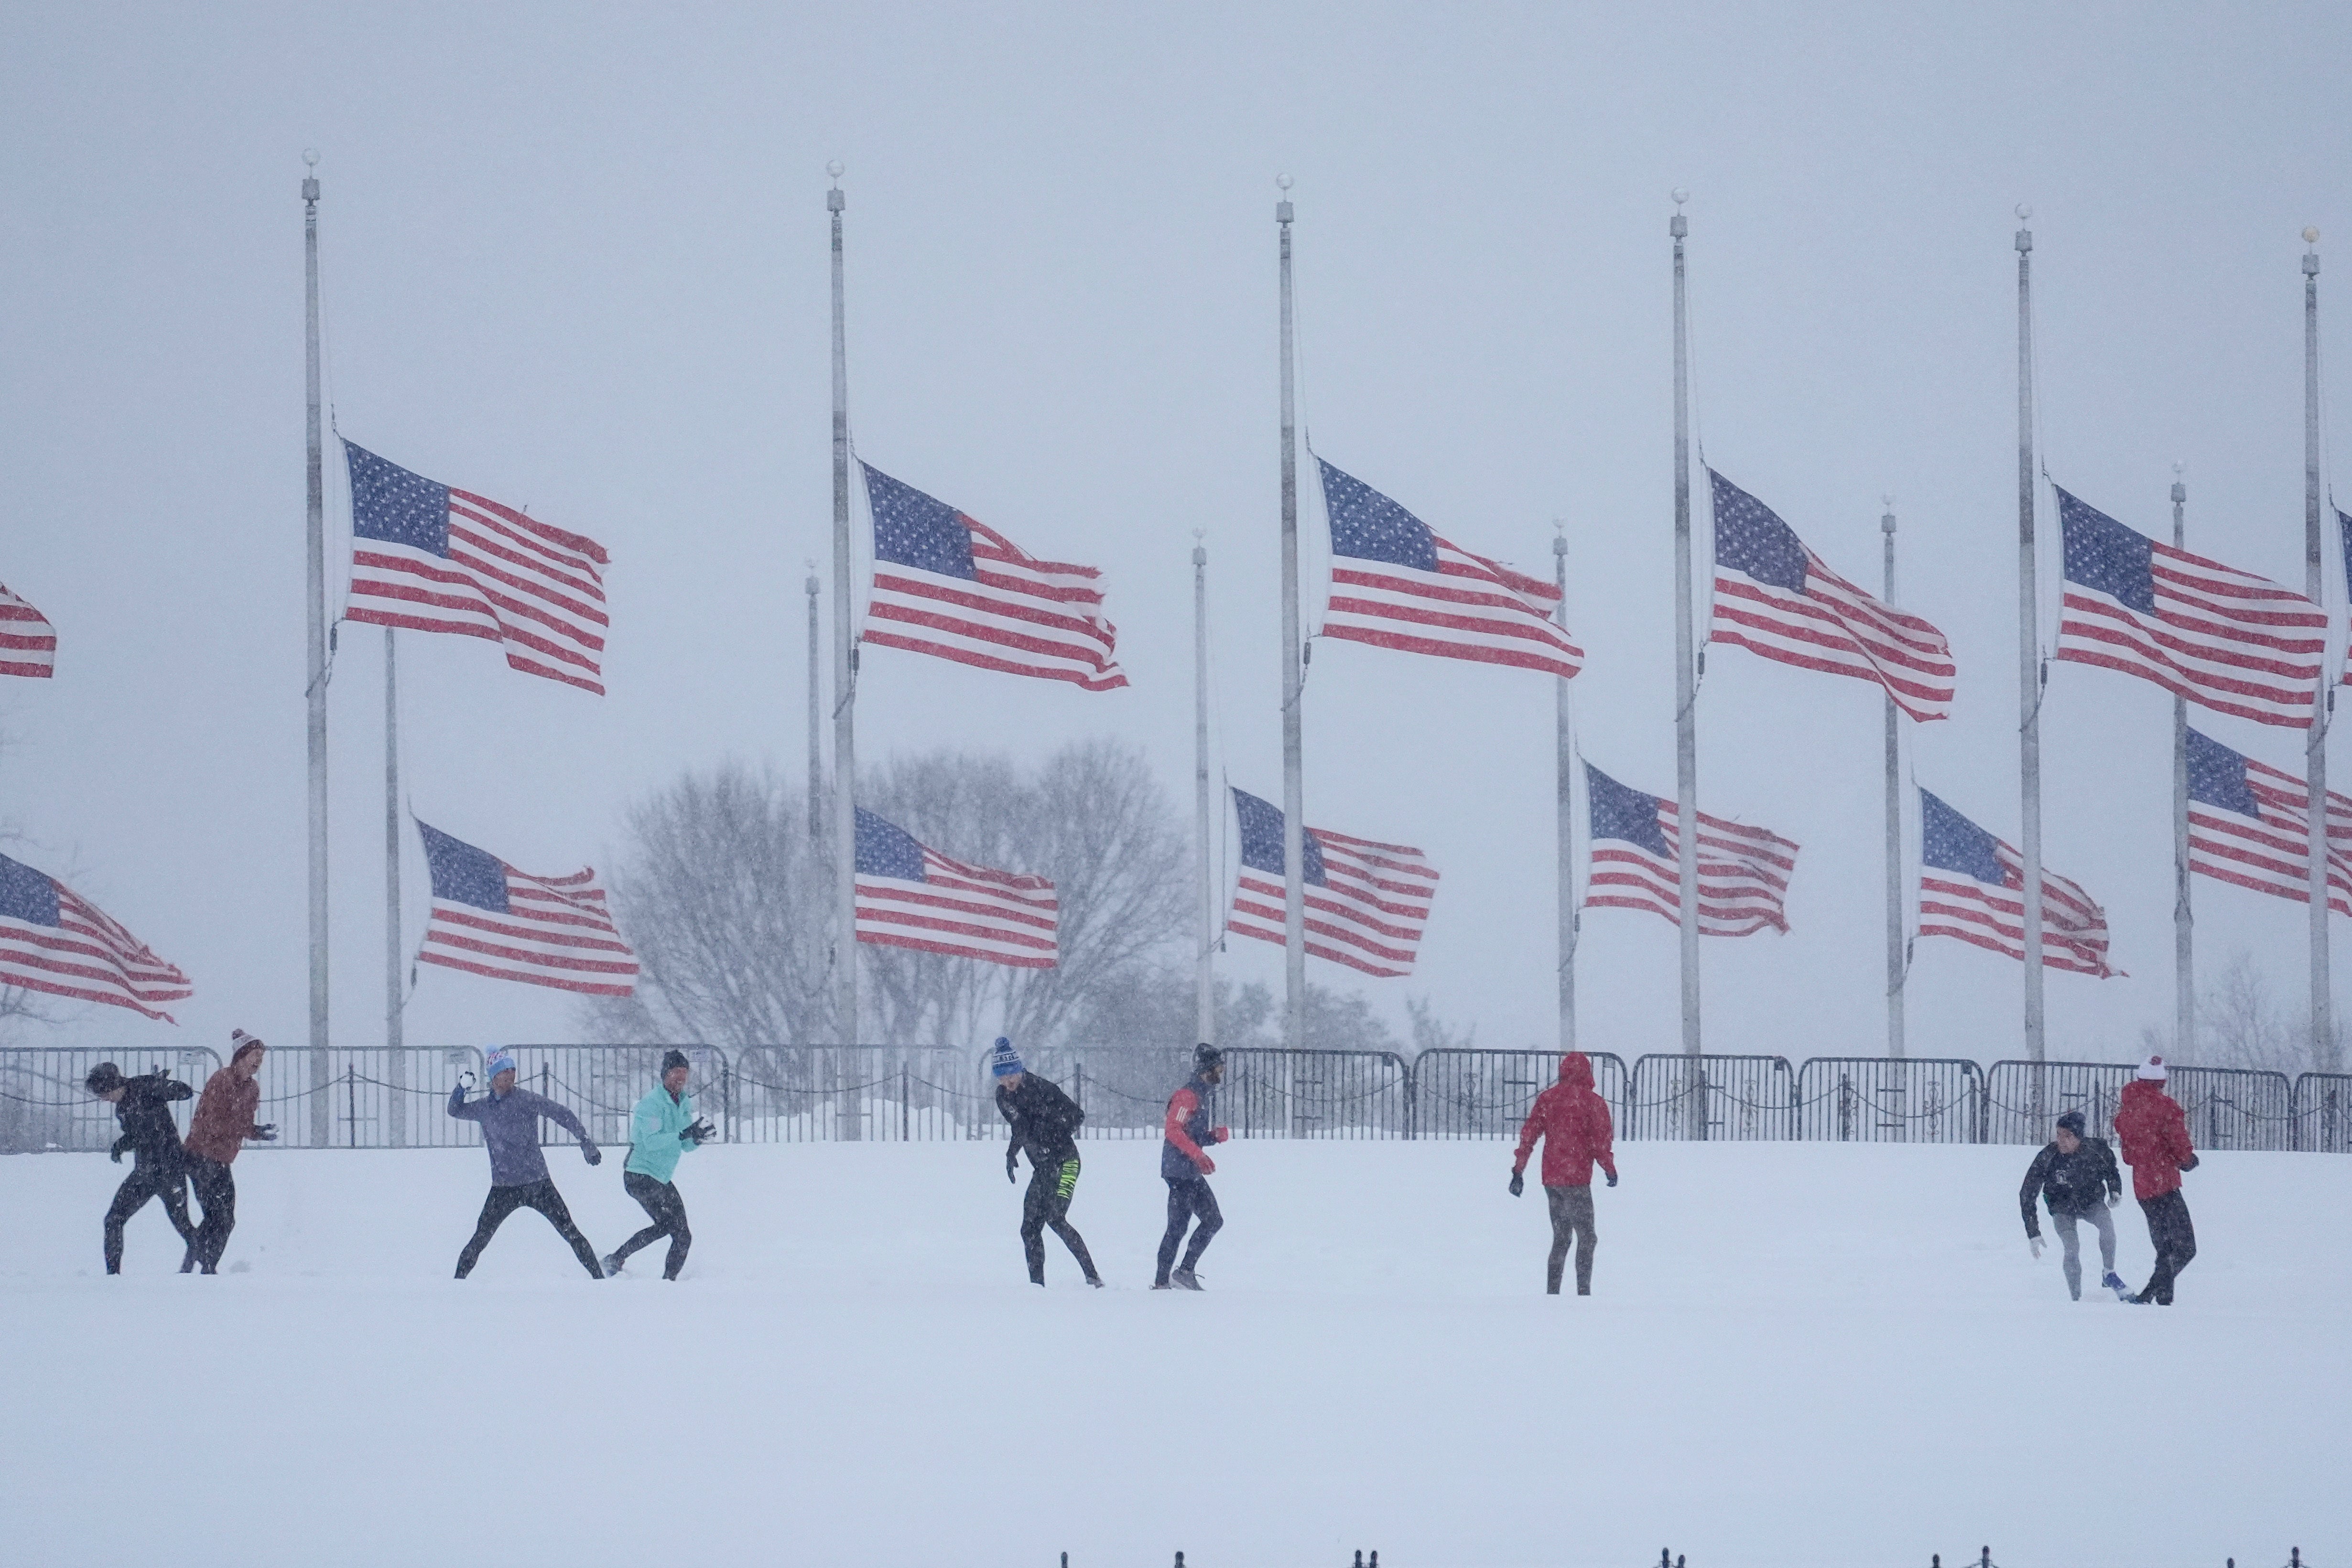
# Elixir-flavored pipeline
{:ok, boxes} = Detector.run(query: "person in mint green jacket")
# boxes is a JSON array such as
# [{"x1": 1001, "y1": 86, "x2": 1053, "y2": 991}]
[{"x1": 602, "y1": 1050, "x2": 716, "y2": 1280}]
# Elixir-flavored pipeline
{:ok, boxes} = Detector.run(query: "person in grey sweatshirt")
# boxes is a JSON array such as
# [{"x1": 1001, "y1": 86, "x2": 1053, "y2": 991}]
[{"x1": 446, "y1": 1048, "x2": 605, "y2": 1280}]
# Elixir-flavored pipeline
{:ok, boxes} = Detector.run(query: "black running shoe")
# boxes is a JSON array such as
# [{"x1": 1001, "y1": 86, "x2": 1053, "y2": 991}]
[{"x1": 1170, "y1": 1268, "x2": 1204, "y2": 1291}]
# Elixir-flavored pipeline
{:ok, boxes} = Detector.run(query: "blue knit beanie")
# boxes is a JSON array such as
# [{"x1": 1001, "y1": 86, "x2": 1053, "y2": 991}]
[
  {"x1": 485, "y1": 1048, "x2": 517, "y2": 1083},
  {"x1": 987, "y1": 1038, "x2": 1023, "y2": 1078}
]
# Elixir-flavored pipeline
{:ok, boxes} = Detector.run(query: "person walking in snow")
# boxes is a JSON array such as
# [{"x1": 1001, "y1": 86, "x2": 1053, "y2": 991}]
[
  {"x1": 1154, "y1": 1043, "x2": 1230, "y2": 1291},
  {"x1": 181, "y1": 1029, "x2": 278, "y2": 1274},
  {"x1": 602, "y1": 1049, "x2": 715, "y2": 1281},
  {"x1": 2114, "y1": 1054, "x2": 2199, "y2": 1306},
  {"x1": 86, "y1": 1061, "x2": 201, "y2": 1274},
  {"x1": 2017, "y1": 1107, "x2": 2124, "y2": 1301},
  {"x1": 1508, "y1": 1051, "x2": 1619, "y2": 1296},
  {"x1": 446, "y1": 1048, "x2": 606, "y2": 1280},
  {"x1": 989, "y1": 1038, "x2": 1102, "y2": 1288}
]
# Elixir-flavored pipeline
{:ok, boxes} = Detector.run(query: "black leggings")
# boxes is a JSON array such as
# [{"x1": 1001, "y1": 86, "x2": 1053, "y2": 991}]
[
  {"x1": 1019, "y1": 1156, "x2": 1097, "y2": 1284},
  {"x1": 455, "y1": 1180, "x2": 603, "y2": 1279},
  {"x1": 612, "y1": 1171, "x2": 692, "y2": 1279},
  {"x1": 186, "y1": 1154, "x2": 238, "y2": 1273},
  {"x1": 1155, "y1": 1176, "x2": 1222, "y2": 1284},
  {"x1": 104, "y1": 1161, "x2": 195, "y2": 1274},
  {"x1": 2137, "y1": 1190, "x2": 2198, "y2": 1305}
]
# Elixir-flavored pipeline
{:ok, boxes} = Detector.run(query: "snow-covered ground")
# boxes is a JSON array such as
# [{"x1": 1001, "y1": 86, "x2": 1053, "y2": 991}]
[{"x1": 1, "y1": 1137, "x2": 2341, "y2": 1567}]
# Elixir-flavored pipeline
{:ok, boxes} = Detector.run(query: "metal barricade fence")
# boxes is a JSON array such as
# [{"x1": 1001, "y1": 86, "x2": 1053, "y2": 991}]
[
  {"x1": 1030, "y1": 1046, "x2": 1197, "y2": 1139},
  {"x1": 501, "y1": 1045, "x2": 732, "y2": 1149},
  {"x1": 1794, "y1": 1058, "x2": 1983, "y2": 1144},
  {"x1": 1627, "y1": 1054, "x2": 1795, "y2": 1140},
  {"x1": 725, "y1": 1044, "x2": 975, "y2": 1142},
  {"x1": 2295, "y1": 1072, "x2": 2352, "y2": 1153},
  {"x1": 0, "y1": 1045, "x2": 220, "y2": 1154},
  {"x1": 1222, "y1": 1048, "x2": 1412, "y2": 1139},
  {"x1": 1408, "y1": 1049, "x2": 1631, "y2": 1139},
  {"x1": 1981, "y1": 1060, "x2": 2131, "y2": 1145},
  {"x1": 2167, "y1": 1066, "x2": 2295, "y2": 1152},
  {"x1": 248, "y1": 1047, "x2": 486, "y2": 1149}
]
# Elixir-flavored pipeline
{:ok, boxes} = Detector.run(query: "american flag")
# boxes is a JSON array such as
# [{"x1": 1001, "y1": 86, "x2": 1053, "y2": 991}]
[
  {"x1": 1708, "y1": 472, "x2": 1955, "y2": 721},
  {"x1": 1581, "y1": 762, "x2": 1798, "y2": 936},
  {"x1": 2055, "y1": 486, "x2": 2323, "y2": 729},
  {"x1": 1315, "y1": 458, "x2": 1581, "y2": 678},
  {"x1": 0, "y1": 582, "x2": 55, "y2": 679},
  {"x1": 342, "y1": 441, "x2": 612, "y2": 695},
  {"x1": 2186, "y1": 727, "x2": 2352, "y2": 913},
  {"x1": 415, "y1": 820, "x2": 638, "y2": 995},
  {"x1": 1917, "y1": 789, "x2": 2114, "y2": 977},
  {"x1": 1225, "y1": 788, "x2": 1439, "y2": 978},
  {"x1": 0, "y1": 853, "x2": 191, "y2": 1020},
  {"x1": 860, "y1": 464, "x2": 1126, "y2": 691},
  {"x1": 854, "y1": 808, "x2": 1058, "y2": 968}
]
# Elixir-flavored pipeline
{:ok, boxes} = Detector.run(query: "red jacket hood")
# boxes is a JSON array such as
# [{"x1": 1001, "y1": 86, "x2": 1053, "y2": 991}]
[{"x1": 1558, "y1": 1052, "x2": 1594, "y2": 1090}]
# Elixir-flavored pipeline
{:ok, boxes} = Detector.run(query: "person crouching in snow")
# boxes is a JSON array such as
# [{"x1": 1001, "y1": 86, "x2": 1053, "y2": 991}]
[
  {"x1": 181, "y1": 1029, "x2": 277, "y2": 1274},
  {"x1": 989, "y1": 1037, "x2": 1102, "y2": 1289},
  {"x1": 446, "y1": 1048, "x2": 605, "y2": 1280},
  {"x1": 1508, "y1": 1051, "x2": 1619, "y2": 1296},
  {"x1": 603, "y1": 1049, "x2": 715, "y2": 1281},
  {"x1": 2114, "y1": 1054, "x2": 2199, "y2": 1306},
  {"x1": 1154, "y1": 1044, "x2": 1230, "y2": 1290},
  {"x1": 2018, "y1": 1108, "x2": 2124, "y2": 1301},
  {"x1": 86, "y1": 1061, "x2": 200, "y2": 1275}
]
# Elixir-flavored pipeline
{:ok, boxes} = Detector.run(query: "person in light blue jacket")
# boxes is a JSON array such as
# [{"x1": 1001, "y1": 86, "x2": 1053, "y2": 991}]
[{"x1": 602, "y1": 1049, "x2": 715, "y2": 1280}]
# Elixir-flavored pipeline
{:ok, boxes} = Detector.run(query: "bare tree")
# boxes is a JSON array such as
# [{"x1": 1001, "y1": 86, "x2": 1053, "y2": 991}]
[{"x1": 2168, "y1": 948, "x2": 2337, "y2": 1076}]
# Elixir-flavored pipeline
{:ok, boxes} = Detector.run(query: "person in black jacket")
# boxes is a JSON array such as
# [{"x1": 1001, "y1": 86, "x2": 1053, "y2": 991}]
[
  {"x1": 989, "y1": 1038, "x2": 1102, "y2": 1288},
  {"x1": 86, "y1": 1062, "x2": 200, "y2": 1275},
  {"x1": 2019, "y1": 1108, "x2": 2126, "y2": 1301}
]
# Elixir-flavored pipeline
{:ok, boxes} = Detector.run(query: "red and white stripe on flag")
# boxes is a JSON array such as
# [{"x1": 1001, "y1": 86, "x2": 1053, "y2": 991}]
[
  {"x1": 1323, "y1": 538, "x2": 1582, "y2": 678},
  {"x1": 856, "y1": 846, "x2": 1059, "y2": 969},
  {"x1": 0, "y1": 582, "x2": 57, "y2": 679},
  {"x1": 1227, "y1": 829, "x2": 1441, "y2": 979},
  {"x1": 419, "y1": 864, "x2": 639, "y2": 996},
  {"x1": 1584, "y1": 804, "x2": 1799, "y2": 937},
  {"x1": 0, "y1": 854, "x2": 192, "y2": 1020},
  {"x1": 2189, "y1": 752, "x2": 2352, "y2": 915},
  {"x1": 1919, "y1": 841, "x2": 2114, "y2": 977}
]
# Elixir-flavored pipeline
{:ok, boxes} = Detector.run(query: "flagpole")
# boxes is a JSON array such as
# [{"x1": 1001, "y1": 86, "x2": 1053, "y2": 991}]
[
  {"x1": 302, "y1": 150, "x2": 332, "y2": 1146},
  {"x1": 2015, "y1": 205, "x2": 2047, "y2": 1070},
  {"x1": 806, "y1": 560, "x2": 823, "y2": 851},
  {"x1": 828, "y1": 163, "x2": 862, "y2": 1132},
  {"x1": 1194, "y1": 534, "x2": 1216, "y2": 1047},
  {"x1": 1882, "y1": 499, "x2": 1905, "y2": 1059},
  {"x1": 384, "y1": 628, "x2": 405, "y2": 1146},
  {"x1": 2305, "y1": 226, "x2": 2332, "y2": 1071},
  {"x1": 1277, "y1": 175, "x2": 1307, "y2": 1053},
  {"x1": 1554, "y1": 526, "x2": 1577, "y2": 1055},
  {"x1": 2171, "y1": 465, "x2": 2194, "y2": 1061},
  {"x1": 1670, "y1": 190, "x2": 1702, "y2": 1133}
]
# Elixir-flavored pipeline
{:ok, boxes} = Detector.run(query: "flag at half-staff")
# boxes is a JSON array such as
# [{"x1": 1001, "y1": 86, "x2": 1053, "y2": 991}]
[
  {"x1": 1917, "y1": 790, "x2": 2114, "y2": 976},
  {"x1": 859, "y1": 463, "x2": 1126, "y2": 691},
  {"x1": 1314, "y1": 458, "x2": 1581, "y2": 677},
  {"x1": 1580, "y1": 762, "x2": 1798, "y2": 935},
  {"x1": 415, "y1": 821, "x2": 638, "y2": 995},
  {"x1": 1225, "y1": 788, "x2": 1439, "y2": 977},
  {"x1": 2337, "y1": 505, "x2": 2352, "y2": 687},
  {"x1": 2186, "y1": 728, "x2": 2352, "y2": 913},
  {"x1": 341, "y1": 441, "x2": 613, "y2": 694},
  {"x1": 0, "y1": 852, "x2": 191, "y2": 1019},
  {"x1": 2054, "y1": 486, "x2": 2324, "y2": 728},
  {"x1": 853, "y1": 808, "x2": 1058, "y2": 968},
  {"x1": 1707, "y1": 472, "x2": 1954, "y2": 721},
  {"x1": 0, "y1": 582, "x2": 56, "y2": 679}
]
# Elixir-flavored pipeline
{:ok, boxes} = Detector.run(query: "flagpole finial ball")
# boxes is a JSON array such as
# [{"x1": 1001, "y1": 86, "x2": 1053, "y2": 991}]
[
  {"x1": 2305, "y1": 227, "x2": 2320, "y2": 246},
  {"x1": 302, "y1": 148, "x2": 319, "y2": 168},
  {"x1": 2173, "y1": 461, "x2": 2185, "y2": 477},
  {"x1": 827, "y1": 160, "x2": 844, "y2": 182},
  {"x1": 1276, "y1": 173, "x2": 1293, "y2": 191},
  {"x1": 2015, "y1": 204, "x2": 2031, "y2": 222},
  {"x1": 1670, "y1": 187, "x2": 1688, "y2": 206}
]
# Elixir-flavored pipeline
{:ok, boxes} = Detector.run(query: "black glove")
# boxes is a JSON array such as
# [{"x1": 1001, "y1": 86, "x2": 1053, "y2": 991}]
[
  {"x1": 2179, "y1": 1154, "x2": 2199, "y2": 1172},
  {"x1": 1606, "y1": 1171, "x2": 1619, "y2": 1188},
  {"x1": 584, "y1": 1146, "x2": 603, "y2": 1166},
  {"x1": 251, "y1": 1125, "x2": 278, "y2": 1142},
  {"x1": 109, "y1": 1145, "x2": 124, "y2": 1165},
  {"x1": 1007, "y1": 1148, "x2": 1020, "y2": 1183},
  {"x1": 1507, "y1": 1170, "x2": 1524, "y2": 1198}
]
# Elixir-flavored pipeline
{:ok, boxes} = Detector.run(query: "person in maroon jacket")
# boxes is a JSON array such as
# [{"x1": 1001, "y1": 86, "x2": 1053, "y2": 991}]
[
  {"x1": 2113, "y1": 1054, "x2": 2199, "y2": 1306},
  {"x1": 1509, "y1": 1051, "x2": 1619, "y2": 1295},
  {"x1": 181, "y1": 1029, "x2": 276, "y2": 1274}
]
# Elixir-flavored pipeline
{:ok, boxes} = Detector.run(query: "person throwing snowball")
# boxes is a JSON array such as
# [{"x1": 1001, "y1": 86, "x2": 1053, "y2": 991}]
[
  {"x1": 447, "y1": 1048, "x2": 605, "y2": 1280},
  {"x1": 1509, "y1": 1051, "x2": 1618, "y2": 1296}
]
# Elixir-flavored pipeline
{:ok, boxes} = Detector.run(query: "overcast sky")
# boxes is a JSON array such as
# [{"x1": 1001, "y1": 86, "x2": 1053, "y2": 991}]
[{"x1": 5, "y1": 1, "x2": 2351, "y2": 1068}]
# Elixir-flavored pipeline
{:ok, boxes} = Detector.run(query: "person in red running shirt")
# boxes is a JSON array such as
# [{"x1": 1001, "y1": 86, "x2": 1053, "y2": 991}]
[
  {"x1": 1509, "y1": 1051, "x2": 1619, "y2": 1295},
  {"x1": 1153, "y1": 1044, "x2": 1230, "y2": 1290},
  {"x1": 2113, "y1": 1054, "x2": 2199, "y2": 1306}
]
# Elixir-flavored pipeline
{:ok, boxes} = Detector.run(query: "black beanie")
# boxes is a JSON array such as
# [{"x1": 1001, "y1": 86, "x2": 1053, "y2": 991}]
[
  {"x1": 1193, "y1": 1043, "x2": 1224, "y2": 1072},
  {"x1": 661, "y1": 1049, "x2": 690, "y2": 1074},
  {"x1": 2056, "y1": 1108, "x2": 2088, "y2": 1135},
  {"x1": 85, "y1": 1062, "x2": 125, "y2": 1096}
]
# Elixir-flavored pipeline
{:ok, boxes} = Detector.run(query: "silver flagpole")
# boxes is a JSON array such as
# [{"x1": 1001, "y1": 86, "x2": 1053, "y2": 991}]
[
  {"x1": 1670, "y1": 191, "x2": 1702, "y2": 1135},
  {"x1": 828, "y1": 162, "x2": 862, "y2": 1136},
  {"x1": 384, "y1": 628, "x2": 405, "y2": 1145},
  {"x1": 806, "y1": 560, "x2": 823, "y2": 851},
  {"x1": 2305, "y1": 226, "x2": 2333, "y2": 1071},
  {"x1": 303, "y1": 151, "x2": 331, "y2": 1145},
  {"x1": 1194, "y1": 534, "x2": 1215, "y2": 1047},
  {"x1": 1554, "y1": 527, "x2": 1577, "y2": 1055},
  {"x1": 2015, "y1": 205, "x2": 2047, "y2": 1071},
  {"x1": 1277, "y1": 176, "x2": 1306, "y2": 1053},
  {"x1": 1882, "y1": 498, "x2": 1905, "y2": 1059},
  {"x1": 2172, "y1": 465, "x2": 2194, "y2": 1061}
]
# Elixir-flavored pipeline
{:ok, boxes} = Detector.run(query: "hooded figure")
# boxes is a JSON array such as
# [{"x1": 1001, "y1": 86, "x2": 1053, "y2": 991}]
[
  {"x1": 1509, "y1": 1052, "x2": 1619, "y2": 1296},
  {"x1": 2113, "y1": 1056, "x2": 2199, "y2": 1305}
]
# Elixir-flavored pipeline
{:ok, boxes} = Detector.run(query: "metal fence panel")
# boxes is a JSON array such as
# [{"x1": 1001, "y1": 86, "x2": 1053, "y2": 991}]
[
  {"x1": 1981, "y1": 1060, "x2": 2130, "y2": 1145},
  {"x1": 248, "y1": 1047, "x2": 486, "y2": 1149},
  {"x1": 722, "y1": 1045, "x2": 975, "y2": 1142},
  {"x1": 1221, "y1": 1048, "x2": 1411, "y2": 1139},
  {"x1": 501, "y1": 1045, "x2": 733, "y2": 1149},
  {"x1": 1794, "y1": 1058, "x2": 1983, "y2": 1144},
  {"x1": 0, "y1": 1046, "x2": 221, "y2": 1154},
  {"x1": 1029, "y1": 1046, "x2": 1198, "y2": 1139},
  {"x1": 1408, "y1": 1049, "x2": 1631, "y2": 1139},
  {"x1": 2167, "y1": 1066, "x2": 2295, "y2": 1152},
  {"x1": 1627, "y1": 1055, "x2": 1795, "y2": 1141},
  {"x1": 2295, "y1": 1073, "x2": 2352, "y2": 1153}
]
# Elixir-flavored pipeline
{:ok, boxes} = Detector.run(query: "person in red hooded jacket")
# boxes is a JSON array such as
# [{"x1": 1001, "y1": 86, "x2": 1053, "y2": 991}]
[
  {"x1": 1509, "y1": 1052, "x2": 1619, "y2": 1295},
  {"x1": 2112, "y1": 1054, "x2": 2199, "y2": 1306}
]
